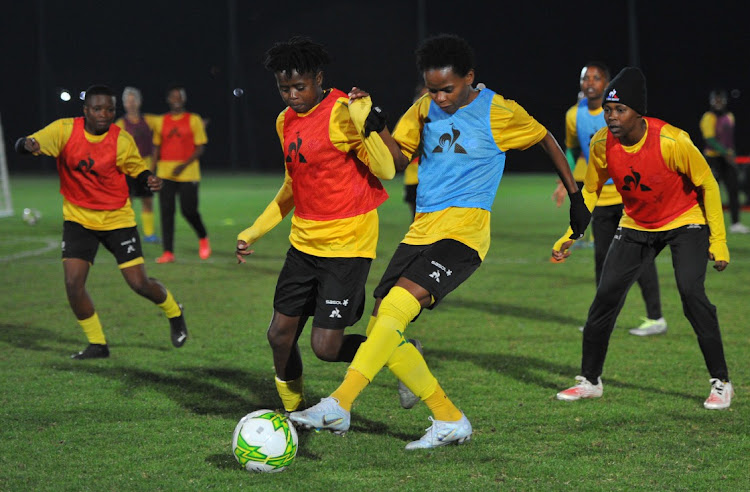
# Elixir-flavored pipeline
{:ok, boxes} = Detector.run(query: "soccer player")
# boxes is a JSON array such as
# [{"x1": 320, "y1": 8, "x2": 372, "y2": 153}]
[
  {"x1": 235, "y1": 37, "x2": 397, "y2": 414},
  {"x1": 14, "y1": 85, "x2": 188, "y2": 359},
  {"x1": 699, "y1": 89, "x2": 749, "y2": 234},
  {"x1": 115, "y1": 86, "x2": 159, "y2": 243},
  {"x1": 152, "y1": 85, "x2": 211, "y2": 263},
  {"x1": 553, "y1": 63, "x2": 667, "y2": 337},
  {"x1": 290, "y1": 34, "x2": 589, "y2": 449},
  {"x1": 553, "y1": 67, "x2": 734, "y2": 410}
]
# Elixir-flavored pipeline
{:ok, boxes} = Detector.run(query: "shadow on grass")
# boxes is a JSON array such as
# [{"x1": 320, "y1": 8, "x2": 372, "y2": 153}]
[
  {"x1": 425, "y1": 347, "x2": 697, "y2": 401},
  {"x1": 446, "y1": 298, "x2": 583, "y2": 326},
  {"x1": 0, "y1": 323, "x2": 81, "y2": 353}
]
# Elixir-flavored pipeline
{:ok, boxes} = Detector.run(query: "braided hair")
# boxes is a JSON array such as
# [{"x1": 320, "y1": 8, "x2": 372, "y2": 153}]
[{"x1": 263, "y1": 36, "x2": 331, "y2": 76}]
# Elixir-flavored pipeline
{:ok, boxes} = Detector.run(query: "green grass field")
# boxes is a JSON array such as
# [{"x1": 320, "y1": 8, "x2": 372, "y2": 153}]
[{"x1": 1, "y1": 173, "x2": 748, "y2": 491}]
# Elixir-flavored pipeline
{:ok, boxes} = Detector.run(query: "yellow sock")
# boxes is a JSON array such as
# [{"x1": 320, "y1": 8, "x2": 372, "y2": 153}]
[
  {"x1": 387, "y1": 341, "x2": 437, "y2": 400},
  {"x1": 349, "y1": 286, "x2": 421, "y2": 381},
  {"x1": 330, "y1": 369, "x2": 369, "y2": 411},
  {"x1": 157, "y1": 290, "x2": 182, "y2": 318},
  {"x1": 78, "y1": 312, "x2": 106, "y2": 345},
  {"x1": 275, "y1": 376, "x2": 304, "y2": 412},
  {"x1": 365, "y1": 315, "x2": 377, "y2": 336},
  {"x1": 142, "y1": 211, "x2": 155, "y2": 237},
  {"x1": 424, "y1": 383, "x2": 463, "y2": 421}
]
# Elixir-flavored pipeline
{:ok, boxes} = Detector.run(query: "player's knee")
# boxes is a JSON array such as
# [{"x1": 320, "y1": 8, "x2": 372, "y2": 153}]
[{"x1": 311, "y1": 340, "x2": 340, "y2": 362}]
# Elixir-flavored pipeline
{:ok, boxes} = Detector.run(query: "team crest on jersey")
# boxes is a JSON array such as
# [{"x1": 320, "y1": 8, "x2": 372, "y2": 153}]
[
  {"x1": 433, "y1": 124, "x2": 467, "y2": 154},
  {"x1": 621, "y1": 167, "x2": 651, "y2": 192},
  {"x1": 75, "y1": 156, "x2": 98, "y2": 176},
  {"x1": 286, "y1": 132, "x2": 306, "y2": 164},
  {"x1": 605, "y1": 88, "x2": 619, "y2": 102}
]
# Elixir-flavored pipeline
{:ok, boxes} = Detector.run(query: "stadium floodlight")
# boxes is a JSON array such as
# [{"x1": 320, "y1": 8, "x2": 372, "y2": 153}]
[{"x1": 59, "y1": 89, "x2": 71, "y2": 102}]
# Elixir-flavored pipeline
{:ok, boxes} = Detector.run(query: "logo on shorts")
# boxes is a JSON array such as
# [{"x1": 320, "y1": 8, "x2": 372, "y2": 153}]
[
  {"x1": 121, "y1": 237, "x2": 137, "y2": 254},
  {"x1": 429, "y1": 270, "x2": 441, "y2": 283},
  {"x1": 326, "y1": 299, "x2": 349, "y2": 306},
  {"x1": 329, "y1": 308, "x2": 342, "y2": 318},
  {"x1": 61, "y1": 241, "x2": 66, "y2": 252},
  {"x1": 430, "y1": 260, "x2": 452, "y2": 276}
]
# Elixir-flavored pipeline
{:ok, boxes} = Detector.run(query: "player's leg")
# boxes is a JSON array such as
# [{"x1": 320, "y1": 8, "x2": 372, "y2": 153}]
[
  {"x1": 157, "y1": 179, "x2": 177, "y2": 262},
  {"x1": 177, "y1": 181, "x2": 210, "y2": 259},
  {"x1": 103, "y1": 226, "x2": 187, "y2": 347},
  {"x1": 268, "y1": 312, "x2": 307, "y2": 412},
  {"x1": 269, "y1": 247, "x2": 321, "y2": 412},
  {"x1": 667, "y1": 225, "x2": 732, "y2": 408},
  {"x1": 308, "y1": 255, "x2": 370, "y2": 362},
  {"x1": 61, "y1": 221, "x2": 109, "y2": 359},
  {"x1": 559, "y1": 228, "x2": 656, "y2": 399}
]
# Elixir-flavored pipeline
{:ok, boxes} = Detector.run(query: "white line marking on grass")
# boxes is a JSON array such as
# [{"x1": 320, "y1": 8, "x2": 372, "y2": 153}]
[{"x1": 0, "y1": 236, "x2": 60, "y2": 262}]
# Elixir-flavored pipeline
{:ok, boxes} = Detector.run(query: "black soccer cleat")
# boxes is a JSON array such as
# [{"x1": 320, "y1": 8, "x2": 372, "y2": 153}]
[
  {"x1": 71, "y1": 343, "x2": 110, "y2": 360},
  {"x1": 169, "y1": 303, "x2": 188, "y2": 348}
]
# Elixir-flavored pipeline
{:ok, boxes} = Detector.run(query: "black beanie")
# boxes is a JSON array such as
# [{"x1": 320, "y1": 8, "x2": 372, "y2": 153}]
[{"x1": 603, "y1": 67, "x2": 647, "y2": 115}]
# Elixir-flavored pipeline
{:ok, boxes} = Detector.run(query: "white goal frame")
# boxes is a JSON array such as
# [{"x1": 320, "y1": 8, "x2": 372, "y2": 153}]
[{"x1": 0, "y1": 113, "x2": 13, "y2": 218}]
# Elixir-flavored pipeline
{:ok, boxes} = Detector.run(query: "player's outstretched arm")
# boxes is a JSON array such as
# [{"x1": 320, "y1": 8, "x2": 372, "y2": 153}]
[
  {"x1": 15, "y1": 137, "x2": 41, "y2": 155},
  {"x1": 348, "y1": 89, "x2": 404, "y2": 178}
]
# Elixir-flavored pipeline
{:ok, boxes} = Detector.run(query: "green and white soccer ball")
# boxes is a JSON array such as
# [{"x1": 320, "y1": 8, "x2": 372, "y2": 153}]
[{"x1": 232, "y1": 409, "x2": 298, "y2": 473}]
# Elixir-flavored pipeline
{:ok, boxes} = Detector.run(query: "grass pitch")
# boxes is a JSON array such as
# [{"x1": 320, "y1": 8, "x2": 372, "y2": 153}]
[{"x1": 1, "y1": 173, "x2": 748, "y2": 491}]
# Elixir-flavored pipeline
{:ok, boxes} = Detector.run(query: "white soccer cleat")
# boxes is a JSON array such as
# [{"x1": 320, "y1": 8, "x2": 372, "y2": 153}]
[
  {"x1": 729, "y1": 222, "x2": 750, "y2": 234},
  {"x1": 704, "y1": 378, "x2": 734, "y2": 410},
  {"x1": 404, "y1": 413, "x2": 472, "y2": 450},
  {"x1": 628, "y1": 317, "x2": 667, "y2": 336},
  {"x1": 556, "y1": 376, "x2": 603, "y2": 401},
  {"x1": 288, "y1": 397, "x2": 350, "y2": 435}
]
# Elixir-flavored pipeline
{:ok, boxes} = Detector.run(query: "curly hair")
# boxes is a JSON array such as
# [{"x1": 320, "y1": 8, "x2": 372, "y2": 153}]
[
  {"x1": 263, "y1": 36, "x2": 331, "y2": 76},
  {"x1": 416, "y1": 34, "x2": 474, "y2": 77},
  {"x1": 83, "y1": 85, "x2": 116, "y2": 104}
]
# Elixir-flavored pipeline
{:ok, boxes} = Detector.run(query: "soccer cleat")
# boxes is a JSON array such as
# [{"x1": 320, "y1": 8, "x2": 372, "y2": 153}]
[
  {"x1": 704, "y1": 378, "x2": 734, "y2": 410},
  {"x1": 549, "y1": 256, "x2": 566, "y2": 264},
  {"x1": 628, "y1": 317, "x2": 667, "y2": 336},
  {"x1": 556, "y1": 376, "x2": 603, "y2": 401},
  {"x1": 71, "y1": 343, "x2": 109, "y2": 360},
  {"x1": 404, "y1": 413, "x2": 473, "y2": 450},
  {"x1": 156, "y1": 251, "x2": 175, "y2": 264},
  {"x1": 143, "y1": 234, "x2": 160, "y2": 244},
  {"x1": 199, "y1": 237, "x2": 211, "y2": 260},
  {"x1": 288, "y1": 397, "x2": 350, "y2": 435},
  {"x1": 169, "y1": 303, "x2": 188, "y2": 348},
  {"x1": 398, "y1": 339, "x2": 423, "y2": 409},
  {"x1": 729, "y1": 222, "x2": 750, "y2": 234}
]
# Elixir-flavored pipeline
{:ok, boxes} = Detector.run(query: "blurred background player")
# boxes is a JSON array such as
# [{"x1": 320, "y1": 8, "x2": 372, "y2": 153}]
[
  {"x1": 554, "y1": 62, "x2": 666, "y2": 336},
  {"x1": 402, "y1": 83, "x2": 429, "y2": 221},
  {"x1": 152, "y1": 85, "x2": 211, "y2": 263},
  {"x1": 553, "y1": 68, "x2": 733, "y2": 410},
  {"x1": 14, "y1": 85, "x2": 188, "y2": 359},
  {"x1": 235, "y1": 37, "x2": 397, "y2": 414},
  {"x1": 115, "y1": 86, "x2": 159, "y2": 243},
  {"x1": 699, "y1": 88, "x2": 748, "y2": 233},
  {"x1": 291, "y1": 34, "x2": 589, "y2": 449}
]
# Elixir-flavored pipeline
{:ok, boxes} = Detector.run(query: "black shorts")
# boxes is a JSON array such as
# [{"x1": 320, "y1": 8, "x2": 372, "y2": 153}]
[
  {"x1": 373, "y1": 239, "x2": 481, "y2": 308},
  {"x1": 273, "y1": 247, "x2": 371, "y2": 329},
  {"x1": 126, "y1": 175, "x2": 153, "y2": 198},
  {"x1": 62, "y1": 221, "x2": 144, "y2": 267},
  {"x1": 404, "y1": 184, "x2": 417, "y2": 205}
]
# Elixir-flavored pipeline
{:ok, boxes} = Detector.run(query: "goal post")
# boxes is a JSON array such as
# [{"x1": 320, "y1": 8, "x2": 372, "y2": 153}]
[{"x1": 0, "y1": 113, "x2": 13, "y2": 218}]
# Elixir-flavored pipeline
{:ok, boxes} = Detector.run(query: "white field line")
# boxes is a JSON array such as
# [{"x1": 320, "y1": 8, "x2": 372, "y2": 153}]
[{"x1": 0, "y1": 236, "x2": 60, "y2": 262}]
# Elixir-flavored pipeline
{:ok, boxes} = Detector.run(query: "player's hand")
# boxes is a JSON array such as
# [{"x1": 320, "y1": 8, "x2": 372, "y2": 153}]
[
  {"x1": 708, "y1": 251, "x2": 728, "y2": 272},
  {"x1": 147, "y1": 175, "x2": 162, "y2": 192},
  {"x1": 24, "y1": 137, "x2": 41, "y2": 153},
  {"x1": 568, "y1": 190, "x2": 591, "y2": 239},
  {"x1": 551, "y1": 180, "x2": 567, "y2": 207},
  {"x1": 552, "y1": 240, "x2": 574, "y2": 261},
  {"x1": 348, "y1": 87, "x2": 370, "y2": 101},
  {"x1": 236, "y1": 240, "x2": 255, "y2": 264}
]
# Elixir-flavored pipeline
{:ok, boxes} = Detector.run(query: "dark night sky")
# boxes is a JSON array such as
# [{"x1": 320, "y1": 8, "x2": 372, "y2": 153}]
[{"x1": 2, "y1": 1, "x2": 749, "y2": 174}]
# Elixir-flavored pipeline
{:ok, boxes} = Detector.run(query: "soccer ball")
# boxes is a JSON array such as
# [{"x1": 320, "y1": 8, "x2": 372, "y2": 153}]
[
  {"x1": 22, "y1": 208, "x2": 42, "y2": 225},
  {"x1": 232, "y1": 409, "x2": 298, "y2": 473}
]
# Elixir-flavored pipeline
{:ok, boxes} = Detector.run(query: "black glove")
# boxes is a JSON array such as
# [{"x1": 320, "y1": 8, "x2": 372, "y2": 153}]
[
  {"x1": 135, "y1": 170, "x2": 153, "y2": 193},
  {"x1": 363, "y1": 106, "x2": 387, "y2": 137},
  {"x1": 14, "y1": 137, "x2": 30, "y2": 154},
  {"x1": 568, "y1": 190, "x2": 591, "y2": 239}
]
